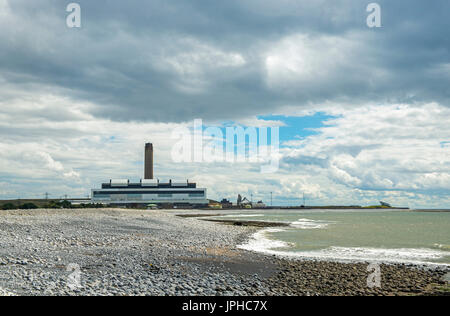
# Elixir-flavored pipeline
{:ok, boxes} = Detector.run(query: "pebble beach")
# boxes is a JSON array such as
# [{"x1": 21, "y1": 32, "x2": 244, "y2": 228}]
[{"x1": 0, "y1": 208, "x2": 448, "y2": 296}]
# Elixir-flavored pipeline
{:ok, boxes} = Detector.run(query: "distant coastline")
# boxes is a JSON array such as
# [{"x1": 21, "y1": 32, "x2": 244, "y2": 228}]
[
  {"x1": 1, "y1": 198, "x2": 413, "y2": 211},
  {"x1": 212, "y1": 206, "x2": 411, "y2": 211}
]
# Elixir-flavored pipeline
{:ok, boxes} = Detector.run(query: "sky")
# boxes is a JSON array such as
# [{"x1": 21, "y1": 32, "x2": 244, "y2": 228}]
[{"x1": 0, "y1": 0, "x2": 449, "y2": 208}]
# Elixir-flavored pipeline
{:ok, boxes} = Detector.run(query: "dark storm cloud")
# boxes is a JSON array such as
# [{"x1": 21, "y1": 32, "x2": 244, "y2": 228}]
[{"x1": 1, "y1": 0, "x2": 449, "y2": 122}]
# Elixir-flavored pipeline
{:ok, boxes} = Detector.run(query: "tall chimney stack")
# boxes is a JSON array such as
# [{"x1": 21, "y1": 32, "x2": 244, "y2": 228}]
[{"x1": 144, "y1": 143, "x2": 154, "y2": 179}]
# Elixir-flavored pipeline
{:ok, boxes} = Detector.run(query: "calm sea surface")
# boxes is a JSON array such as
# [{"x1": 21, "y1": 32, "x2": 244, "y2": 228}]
[{"x1": 211, "y1": 209, "x2": 450, "y2": 265}]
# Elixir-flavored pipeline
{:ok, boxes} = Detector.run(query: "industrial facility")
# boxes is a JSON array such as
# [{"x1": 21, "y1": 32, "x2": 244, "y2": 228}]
[{"x1": 91, "y1": 143, "x2": 209, "y2": 208}]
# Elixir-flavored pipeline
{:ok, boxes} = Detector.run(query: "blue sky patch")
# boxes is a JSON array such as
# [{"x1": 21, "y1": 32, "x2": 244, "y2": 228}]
[
  {"x1": 201, "y1": 113, "x2": 337, "y2": 147},
  {"x1": 258, "y1": 113, "x2": 337, "y2": 143}
]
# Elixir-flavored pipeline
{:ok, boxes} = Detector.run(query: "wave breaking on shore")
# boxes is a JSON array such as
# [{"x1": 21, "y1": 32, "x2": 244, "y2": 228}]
[
  {"x1": 290, "y1": 218, "x2": 333, "y2": 229},
  {"x1": 238, "y1": 224, "x2": 450, "y2": 267}
]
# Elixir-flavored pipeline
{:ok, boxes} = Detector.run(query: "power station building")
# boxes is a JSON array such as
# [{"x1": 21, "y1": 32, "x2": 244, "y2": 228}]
[{"x1": 91, "y1": 143, "x2": 208, "y2": 208}]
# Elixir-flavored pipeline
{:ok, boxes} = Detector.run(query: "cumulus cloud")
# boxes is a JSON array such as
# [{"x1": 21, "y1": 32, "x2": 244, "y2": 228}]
[
  {"x1": 0, "y1": 92, "x2": 448, "y2": 208},
  {"x1": 281, "y1": 103, "x2": 450, "y2": 206},
  {"x1": 0, "y1": 1, "x2": 449, "y2": 207},
  {"x1": 0, "y1": 0, "x2": 449, "y2": 122},
  {"x1": 154, "y1": 38, "x2": 247, "y2": 94},
  {"x1": 264, "y1": 33, "x2": 366, "y2": 91}
]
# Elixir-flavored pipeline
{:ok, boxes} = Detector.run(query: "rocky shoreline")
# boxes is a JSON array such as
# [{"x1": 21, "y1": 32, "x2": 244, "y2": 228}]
[
  {"x1": 0, "y1": 208, "x2": 448, "y2": 296},
  {"x1": 265, "y1": 259, "x2": 449, "y2": 296}
]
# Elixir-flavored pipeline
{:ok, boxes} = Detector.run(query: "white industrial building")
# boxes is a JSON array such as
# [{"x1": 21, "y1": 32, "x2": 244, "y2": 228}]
[
  {"x1": 91, "y1": 179, "x2": 208, "y2": 207},
  {"x1": 90, "y1": 144, "x2": 209, "y2": 208}
]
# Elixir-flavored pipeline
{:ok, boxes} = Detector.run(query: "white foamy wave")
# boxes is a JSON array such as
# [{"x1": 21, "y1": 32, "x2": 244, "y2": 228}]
[
  {"x1": 238, "y1": 230, "x2": 450, "y2": 266},
  {"x1": 237, "y1": 228, "x2": 292, "y2": 252},
  {"x1": 288, "y1": 247, "x2": 449, "y2": 264},
  {"x1": 290, "y1": 218, "x2": 331, "y2": 229},
  {"x1": 433, "y1": 243, "x2": 450, "y2": 250}
]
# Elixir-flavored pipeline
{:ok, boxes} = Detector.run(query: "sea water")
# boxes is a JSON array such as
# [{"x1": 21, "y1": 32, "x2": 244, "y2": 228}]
[{"x1": 212, "y1": 209, "x2": 450, "y2": 266}]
